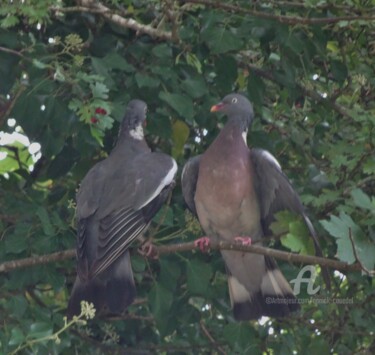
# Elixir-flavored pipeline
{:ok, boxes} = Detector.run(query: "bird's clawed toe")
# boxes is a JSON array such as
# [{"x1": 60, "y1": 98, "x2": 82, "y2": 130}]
[
  {"x1": 194, "y1": 237, "x2": 211, "y2": 252},
  {"x1": 234, "y1": 236, "x2": 252, "y2": 246}
]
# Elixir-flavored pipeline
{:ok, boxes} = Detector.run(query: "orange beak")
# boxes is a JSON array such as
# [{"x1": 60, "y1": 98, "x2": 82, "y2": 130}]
[{"x1": 210, "y1": 102, "x2": 225, "y2": 112}]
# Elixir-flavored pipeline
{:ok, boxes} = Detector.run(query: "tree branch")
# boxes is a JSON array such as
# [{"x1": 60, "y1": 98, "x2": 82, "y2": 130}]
[
  {"x1": 0, "y1": 241, "x2": 363, "y2": 274},
  {"x1": 184, "y1": 0, "x2": 375, "y2": 25},
  {"x1": 157, "y1": 241, "x2": 363, "y2": 272},
  {"x1": 50, "y1": 0, "x2": 174, "y2": 42},
  {"x1": 0, "y1": 249, "x2": 75, "y2": 273}
]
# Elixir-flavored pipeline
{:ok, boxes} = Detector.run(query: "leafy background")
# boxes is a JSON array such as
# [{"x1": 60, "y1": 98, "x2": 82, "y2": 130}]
[{"x1": 0, "y1": 0, "x2": 374, "y2": 354}]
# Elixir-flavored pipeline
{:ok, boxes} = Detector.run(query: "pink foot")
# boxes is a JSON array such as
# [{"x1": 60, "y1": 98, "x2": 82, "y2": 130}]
[
  {"x1": 234, "y1": 236, "x2": 252, "y2": 246},
  {"x1": 194, "y1": 237, "x2": 211, "y2": 252},
  {"x1": 139, "y1": 241, "x2": 159, "y2": 259}
]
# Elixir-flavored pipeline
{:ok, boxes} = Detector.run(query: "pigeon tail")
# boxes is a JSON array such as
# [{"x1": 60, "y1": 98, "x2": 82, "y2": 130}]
[
  {"x1": 67, "y1": 250, "x2": 136, "y2": 318},
  {"x1": 225, "y1": 254, "x2": 300, "y2": 320}
]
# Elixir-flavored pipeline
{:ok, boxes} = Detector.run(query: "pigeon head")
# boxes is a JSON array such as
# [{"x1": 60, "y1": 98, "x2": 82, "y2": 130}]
[
  {"x1": 120, "y1": 99, "x2": 148, "y2": 140},
  {"x1": 211, "y1": 93, "x2": 254, "y2": 129}
]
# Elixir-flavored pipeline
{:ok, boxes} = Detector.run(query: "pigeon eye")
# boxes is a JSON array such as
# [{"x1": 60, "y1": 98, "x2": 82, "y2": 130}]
[{"x1": 231, "y1": 98, "x2": 238, "y2": 104}]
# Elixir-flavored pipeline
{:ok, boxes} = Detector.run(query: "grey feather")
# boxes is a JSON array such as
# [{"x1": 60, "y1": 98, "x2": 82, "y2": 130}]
[
  {"x1": 251, "y1": 148, "x2": 330, "y2": 288},
  {"x1": 68, "y1": 99, "x2": 177, "y2": 317},
  {"x1": 181, "y1": 155, "x2": 201, "y2": 216}
]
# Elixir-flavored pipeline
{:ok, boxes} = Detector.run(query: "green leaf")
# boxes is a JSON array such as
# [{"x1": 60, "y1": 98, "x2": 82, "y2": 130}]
[
  {"x1": 351, "y1": 188, "x2": 374, "y2": 212},
  {"x1": 0, "y1": 151, "x2": 19, "y2": 174},
  {"x1": 102, "y1": 52, "x2": 135, "y2": 72},
  {"x1": 36, "y1": 207, "x2": 55, "y2": 236},
  {"x1": 91, "y1": 82, "x2": 109, "y2": 99},
  {"x1": 46, "y1": 144, "x2": 80, "y2": 179},
  {"x1": 224, "y1": 323, "x2": 259, "y2": 352},
  {"x1": 153, "y1": 205, "x2": 174, "y2": 227},
  {"x1": 89, "y1": 126, "x2": 105, "y2": 146},
  {"x1": 247, "y1": 75, "x2": 265, "y2": 106},
  {"x1": 320, "y1": 212, "x2": 375, "y2": 269},
  {"x1": 28, "y1": 322, "x2": 53, "y2": 339},
  {"x1": 5, "y1": 296, "x2": 28, "y2": 318},
  {"x1": 281, "y1": 227, "x2": 314, "y2": 255},
  {"x1": 181, "y1": 76, "x2": 207, "y2": 98},
  {"x1": 270, "y1": 211, "x2": 298, "y2": 236},
  {"x1": 1, "y1": 15, "x2": 19, "y2": 28},
  {"x1": 159, "y1": 259, "x2": 181, "y2": 292},
  {"x1": 5, "y1": 232, "x2": 28, "y2": 254},
  {"x1": 91, "y1": 57, "x2": 116, "y2": 88},
  {"x1": 159, "y1": 92, "x2": 194, "y2": 122},
  {"x1": 152, "y1": 43, "x2": 172, "y2": 58},
  {"x1": 187, "y1": 259, "x2": 213, "y2": 296},
  {"x1": 45, "y1": 268, "x2": 66, "y2": 291},
  {"x1": 148, "y1": 283, "x2": 173, "y2": 335},
  {"x1": 201, "y1": 26, "x2": 243, "y2": 54},
  {"x1": 363, "y1": 157, "x2": 375, "y2": 174},
  {"x1": 308, "y1": 337, "x2": 331, "y2": 354},
  {"x1": 185, "y1": 53, "x2": 203, "y2": 74},
  {"x1": 32, "y1": 59, "x2": 48, "y2": 69},
  {"x1": 135, "y1": 73, "x2": 160, "y2": 88},
  {"x1": 131, "y1": 255, "x2": 146, "y2": 280},
  {"x1": 215, "y1": 55, "x2": 237, "y2": 91},
  {"x1": 327, "y1": 41, "x2": 339, "y2": 52},
  {"x1": 320, "y1": 213, "x2": 356, "y2": 263},
  {"x1": 149, "y1": 283, "x2": 173, "y2": 316},
  {"x1": 8, "y1": 327, "x2": 25, "y2": 346},
  {"x1": 331, "y1": 60, "x2": 348, "y2": 84},
  {"x1": 271, "y1": 211, "x2": 315, "y2": 255},
  {"x1": 172, "y1": 119, "x2": 190, "y2": 159}
]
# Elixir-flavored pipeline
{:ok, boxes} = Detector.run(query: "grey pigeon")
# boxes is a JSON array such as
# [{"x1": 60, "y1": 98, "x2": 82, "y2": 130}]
[
  {"x1": 67, "y1": 99, "x2": 177, "y2": 317},
  {"x1": 181, "y1": 93, "x2": 326, "y2": 320}
]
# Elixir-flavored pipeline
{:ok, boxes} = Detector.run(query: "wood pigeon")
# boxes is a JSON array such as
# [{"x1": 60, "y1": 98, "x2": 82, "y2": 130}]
[
  {"x1": 181, "y1": 93, "x2": 325, "y2": 320},
  {"x1": 67, "y1": 99, "x2": 177, "y2": 317}
]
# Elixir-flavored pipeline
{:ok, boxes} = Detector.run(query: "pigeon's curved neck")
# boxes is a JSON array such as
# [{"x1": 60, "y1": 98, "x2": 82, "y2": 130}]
[
  {"x1": 228, "y1": 113, "x2": 252, "y2": 133},
  {"x1": 115, "y1": 124, "x2": 149, "y2": 152},
  {"x1": 129, "y1": 124, "x2": 144, "y2": 140}
]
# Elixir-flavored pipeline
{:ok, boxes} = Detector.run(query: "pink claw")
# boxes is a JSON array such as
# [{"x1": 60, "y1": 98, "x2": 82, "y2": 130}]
[
  {"x1": 194, "y1": 237, "x2": 211, "y2": 252},
  {"x1": 139, "y1": 241, "x2": 159, "y2": 259},
  {"x1": 234, "y1": 236, "x2": 252, "y2": 246}
]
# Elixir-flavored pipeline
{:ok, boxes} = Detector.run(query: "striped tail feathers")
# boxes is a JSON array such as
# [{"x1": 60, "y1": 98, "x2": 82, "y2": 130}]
[
  {"x1": 225, "y1": 254, "x2": 299, "y2": 321},
  {"x1": 67, "y1": 250, "x2": 136, "y2": 318}
]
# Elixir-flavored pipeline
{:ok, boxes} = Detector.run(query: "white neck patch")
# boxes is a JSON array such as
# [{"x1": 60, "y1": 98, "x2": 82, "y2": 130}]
[
  {"x1": 129, "y1": 124, "x2": 144, "y2": 140},
  {"x1": 242, "y1": 129, "x2": 248, "y2": 145}
]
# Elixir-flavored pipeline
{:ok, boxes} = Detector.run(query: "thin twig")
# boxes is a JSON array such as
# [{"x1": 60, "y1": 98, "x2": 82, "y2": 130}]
[
  {"x1": 200, "y1": 320, "x2": 227, "y2": 355},
  {"x1": 106, "y1": 313, "x2": 154, "y2": 322},
  {"x1": 0, "y1": 46, "x2": 25, "y2": 58},
  {"x1": 348, "y1": 227, "x2": 375, "y2": 276},
  {"x1": 184, "y1": 0, "x2": 375, "y2": 25},
  {"x1": 0, "y1": 214, "x2": 18, "y2": 224}
]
